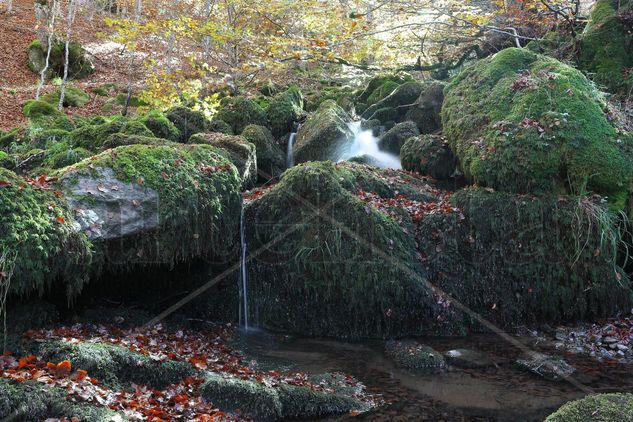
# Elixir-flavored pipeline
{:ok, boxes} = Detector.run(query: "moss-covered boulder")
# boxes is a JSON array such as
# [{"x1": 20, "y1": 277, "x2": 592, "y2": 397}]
[
  {"x1": 69, "y1": 119, "x2": 154, "y2": 151},
  {"x1": 356, "y1": 73, "x2": 411, "y2": 104},
  {"x1": 0, "y1": 378, "x2": 126, "y2": 421},
  {"x1": 417, "y1": 188, "x2": 633, "y2": 328},
  {"x1": 0, "y1": 168, "x2": 92, "y2": 298},
  {"x1": 403, "y1": 81, "x2": 445, "y2": 133},
  {"x1": 578, "y1": 0, "x2": 633, "y2": 95},
  {"x1": 189, "y1": 132, "x2": 257, "y2": 190},
  {"x1": 41, "y1": 86, "x2": 90, "y2": 108},
  {"x1": 244, "y1": 161, "x2": 455, "y2": 338},
  {"x1": 138, "y1": 110, "x2": 181, "y2": 141},
  {"x1": 366, "y1": 80, "x2": 399, "y2": 106},
  {"x1": 442, "y1": 48, "x2": 633, "y2": 205},
  {"x1": 385, "y1": 340, "x2": 446, "y2": 370},
  {"x1": 215, "y1": 96, "x2": 269, "y2": 135},
  {"x1": 241, "y1": 124, "x2": 286, "y2": 180},
  {"x1": 200, "y1": 372, "x2": 369, "y2": 421},
  {"x1": 56, "y1": 144, "x2": 242, "y2": 270},
  {"x1": 102, "y1": 133, "x2": 173, "y2": 149},
  {"x1": 361, "y1": 81, "x2": 425, "y2": 120},
  {"x1": 29, "y1": 128, "x2": 70, "y2": 149},
  {"x1": 27, "y1": 39, "x2": 94, "y2": 79},
  {"x1": 267, "y1": 86, "x2": 304, "y2": 138},
  {"x1": 22, "y1": 100, "x2": 63, "y2": 119},
  {"x1": 293, "y1": 100, "x2": 353, "y2": 164},
  {"x1": 366, "y1": 107, "x2": 398, "y2": 126},
  {"x1": 207, "y1": 118, "x2": 234, "y2": 135},
  {"x1": 378, "y1": 121, "x2": 419, "y2": 154},
  {"x1": 165, "y1": 106, "x2": 208, "y2": 142},
  {"x1": 545, "y1": 393, "x2": 633, "y2": 422},
  {"x1": 36, "y1": 340, "x2": 195, "y2": 390},
  {"x1": 40, "y1": 142, "x2": 92, "y2": 172},
  {"x1": 400, "y1": 134, "x2": 457, "y2": 179}
]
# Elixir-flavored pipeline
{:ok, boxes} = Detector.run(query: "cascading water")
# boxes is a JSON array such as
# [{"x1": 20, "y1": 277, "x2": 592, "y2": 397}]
[
  {"x1": 287, "y1": 124, "x2": 301, "y2": 167},
  {"x1": 238, "y1": 207, "x2": 249, "y2": 330},
  {"x1": 340, "y1": 121, "x2": 401, "y2": 169}
]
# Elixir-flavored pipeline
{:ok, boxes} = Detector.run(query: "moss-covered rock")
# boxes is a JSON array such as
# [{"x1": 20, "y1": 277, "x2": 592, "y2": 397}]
[
  {"x1": 138, "y1": 110, "x2": 181, "y2": 141},
  {"x1": 165, "y1": 106, "x2": 208, "y2": 142},
  {"x1": 29, "y1": 128, "x2": 70, "y2": 149},
  {"x1": 578, "y1": 0, "x2": 633, "y2": 95},
  {"x1": 366, "y1": 80, "x2": 400, "y2": 106},
  {"x1": 102, "y1": 133, "x2": 173, "y2": 149},
  {"x1": 356, "y1": 73, "x2": 411, "y2": 104},
  {"x1": 189, "y1": 132, "x2": 257, "y2": 190},
  {"x1": 366, "y1": 106, "x2": 398, "y2": 125},
  {"x1": 41, "y1": 86, "x2": 90, "y2": 108},
  {"x1": 22, "y1": 100, "x2": 63, "y2": 119},
  {"x1": 37, "y1": 340, "x2": 195, "y2": 390},
  {"x1": 215, "y1": 96, "x2": 269, "y2": 134},
  {"x1": 69, "y1": 119, "x2": 154, "y2": 151},
  {"x1": 0, "y1": 168, "x2": 92, "y2": 297},
  {"x1": 378, "y1": 121, "x2": 419, "y2": 154},
  {"x1": 267, "y1": 86, "x2": 304, "y2": 137},
  {"x1": 27, "y1": 38, "x2": 94, "y2": 79},
  {"x1": 400, "y1": 134, "x2": 457, "y2": 179},
  {"x1": 404, "y1": 81, "x2": 445, "y2": 133},
  {"x1": 241, "y1": 124, "x2": 286, "y2": 180},
  {"x1": 40, "y1": 141, "x2": 92, "y2": 171},
  {"x1": 207, "y1": 118, "x2": 234, "y2": 135},
  {"x1": 244, "y1": 161, "x2": 454, "y2": 338},
  {"x1": 361, "y1": 81, "x2": 425, "y2": 120},
  {"x1": 417, "y1": 187, "x2": 633, "y2": 328},
  {"x1": 0, "y1": 378, "x2": 126, "y2": 421},
  {"x1": 293, "y1": 100, "x2": 353, "y2": 164},
  {"x1": 545, "y1": 393, "x2": 633, "y2": 422},
  {"x1": 385, "y1": 340, "x2": 446, "y2": 370},
  {"x1": 442, "y1": 48, "x2": 633, "y2": 204},
  {"x1": 56, "y1": 144, "x2": 242, "y2": 270}
]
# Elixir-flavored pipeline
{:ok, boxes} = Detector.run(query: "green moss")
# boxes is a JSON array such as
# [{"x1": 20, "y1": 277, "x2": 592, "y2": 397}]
[
  {"x1": 41, "y1": 142, "x2": 91, "y2": 170},
  {"x1": 267, "y1": 86, "x2": 304, "y2": 137},
  {"x1": 138, "y1": 110, "x2": 181, "y2": 141},
  {"x1": 22, "y1": 100, "x2": 63, "y2": 119},
  {"x1": 102, "y1": 133, "x2": 173, "y2": 149},
  {"x1": 37, "y1": 340, "x2": 195, "y2": 390},
  {"x1": 0, "y1": 378, "x2": 126, "y2": 421},
  {"x1": 277, "y1": 383, "x2": 367, "y2": 419},
  {"x1": 378, "y1": 121, "x2": 419, "y2": 154},
  {"x1": 366, "y1": 80, "x2": 399, "y2": 106},
  {"x1": 27, "y1": 38, "x2": 94, "y2": 79},
  {"x1": 367, "y1": 106, "x2": 398, "y2": 124},
  {"x1": 29, "y1": 128, "x2": 70, "y2": 149},
  {"x1": 417, "y1": 187, "x2": 633, "y2": 328},
  {"x1": 189, "y1": 132, "x2": 257, "y2": 189},
  {"x1": 400, "y1": 134, "x2": 457, "y2": 179},
  {"x1": 385, "y1": 340, "x2": 446, "y2": 370},
  {"x1": 241, "y1": 124, "x2": 286, "y2": 180},
  {"x1": 165, "y1": 106, "x2": 208, "y2": 142},
  {"x1": 245, "y1": 161, "x2": 452, "y2": 338},
  {"x1": 41, "y1": 86, "x2": 90, "y2": 108},
  {"x1": 356, "y1": 73, "x2": 411, "y2": 103},
  {"x1": 59, "y1": 144, "x2": 242, "y2": 266},
  {"x1": 215, "y1": 96, "x2": 268, "y2": 134},
  {"x1": 546, "y1": 393, "x2": 633, "y2": 421},
  {"x1": 578, "y1": 0, "x2": 633, "y2": 95},
  {"x1": 0, "y1": 127, "x2": 22, "y2": 149},
  {"x1": 361, "y1": 81, "x2": 425, "y2": 120},
  {"x1": 0, "y1": 168, "x2": 92, "y2": 298},
  {"x1": 207, "y1": 118, "x2": 234, "y2": 135},
  {"x1": 69, "y1": 119, "x2": 153, "y2": 151},
  {"x1": 442, "y1": 48, "x2": 632, "y2": 202}
]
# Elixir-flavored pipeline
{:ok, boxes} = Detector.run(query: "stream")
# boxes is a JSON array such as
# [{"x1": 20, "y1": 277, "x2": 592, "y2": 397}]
[{"x1": 231, "y1": 328, "x2": 633, "y2": 421}]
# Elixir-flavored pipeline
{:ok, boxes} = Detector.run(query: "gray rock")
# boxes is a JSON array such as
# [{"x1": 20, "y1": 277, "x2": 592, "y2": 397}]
[
  {"x1": 445, "y1": 348, "x2": 496, "y2": 369},
  {"x1": 516, "y1": 352, "x2": 575, "y2": 381},
  {"x1": 385, "y1": 340, "x2": 445, "y2": 371}
]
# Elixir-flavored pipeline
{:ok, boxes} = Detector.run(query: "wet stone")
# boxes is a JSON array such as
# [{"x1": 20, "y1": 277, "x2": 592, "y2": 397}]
[
  {"x1": 516, "y1": 352, "x2": 575, "y2": 381},
  {"x1": 385, "y1": 340, "x2": 445, "y2": 371},
  {"x1": 444, "y1": 349, "x2": 496, "y2": 369}
]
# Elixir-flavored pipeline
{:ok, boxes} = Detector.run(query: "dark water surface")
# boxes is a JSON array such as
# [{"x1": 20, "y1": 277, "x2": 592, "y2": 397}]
[{"x1": 232, "y1": 329, "x2": 633, "y2": 421}]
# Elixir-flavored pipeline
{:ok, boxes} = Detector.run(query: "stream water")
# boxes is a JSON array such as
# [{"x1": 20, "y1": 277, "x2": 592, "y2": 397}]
[
  {"x1": 340, "y1": 121, "x2": 401, "y2": 169},
  {"x1": 232, "y1": 329, "x2": 633, "y2": 421},
  {"x1": 238, "y1": 207, "x2": 249, "y2": 330}
]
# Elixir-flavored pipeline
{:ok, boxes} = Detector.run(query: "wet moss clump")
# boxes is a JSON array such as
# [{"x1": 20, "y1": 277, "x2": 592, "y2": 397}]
[
  {"x1": 545, "y1": 393, "x2": 633, "y2": 422},
  {"x1": 58, "y1": 143, "x2": 242, "y2": 268},
  {"x1": 0, "y1": 168, "x2": 92, "y2": 298},
  {"x1": 165, "y1": 106, "x2": 208, "y2": 142},
  {"x1": 442, "y1": 48, "x2": 632, "y2": 204},
  {"x1": 69, "y1": 119, "x2": 154, "y2": 151},
  {"x1": 137, "y1": 110, "x2": 181, "y2": 141},
  {"x1": 0, "y1": 378, "x2": 126, "y2": 421},
  {"x1": 266, "y1": 86, "x2": 304, "y2": 137},
  {"x1": 241, "y1": 124, "x2": 286, "y2": 180},
  {"x1": 378, "y1": 121, "x2": 419, "y2": 154},
  {"x1": 245, "y1": 161, "x2": 454, "y2": 338},
  {"x1": 400, "y1": 134, "x2": 457, "y2": 180},
  {"x1": 417, "y1": 187, "x2": 633, "y2": 328},
  {"x1": 578, "y1": 0, "x2": 633, "y2": 95},
  {"x1": 215, "y1": 96, "x2": 269, "y2": 135},
  {"x1": 36, "y1": 340, "x2": 195, "y2": 390}
]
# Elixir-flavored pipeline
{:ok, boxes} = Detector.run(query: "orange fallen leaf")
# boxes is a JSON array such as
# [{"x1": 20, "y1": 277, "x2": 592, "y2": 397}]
[{"x1": 56, "y1": 360, "x2": 72, "y2": 377}]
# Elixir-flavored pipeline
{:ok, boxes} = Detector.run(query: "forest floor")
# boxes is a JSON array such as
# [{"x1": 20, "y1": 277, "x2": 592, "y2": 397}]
[{"x1": 0, "y1": 0, "x2": 146, "y2": 130}]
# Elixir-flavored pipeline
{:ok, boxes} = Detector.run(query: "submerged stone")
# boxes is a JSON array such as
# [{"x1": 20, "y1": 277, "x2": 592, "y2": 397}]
[
  {"x1": 445, "y1": 348, "x2": 496, "y2": 369},
  {"x1": 516, "y1": 352, "x2": 575, "y2": 381},
  {"x1": 385, "y1": 340, "x2": 446, "y2": 370}
]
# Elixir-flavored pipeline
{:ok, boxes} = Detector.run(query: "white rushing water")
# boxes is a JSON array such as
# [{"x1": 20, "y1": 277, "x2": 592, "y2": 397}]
[
  {"x1": 287, "y1": 132, "x2": 297, "y2": 168},
  {"x1": 341, "y1": 121, "x2": 401, "y2": 169},
  {"x1": 238, "y1": 207, "x2": 249, "y2": 330}
]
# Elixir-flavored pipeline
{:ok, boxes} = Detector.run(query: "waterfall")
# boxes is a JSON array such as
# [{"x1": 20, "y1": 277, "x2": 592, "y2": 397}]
[
  {"x1": 287, "y1": 124, "x2": 301, "y2": 167},
  {"x1": 341, "y1": 121, "x2": 401, "y2": 169},
  {"x1": 238, "y1": 207, "x2": 249, "y2": 330}
]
